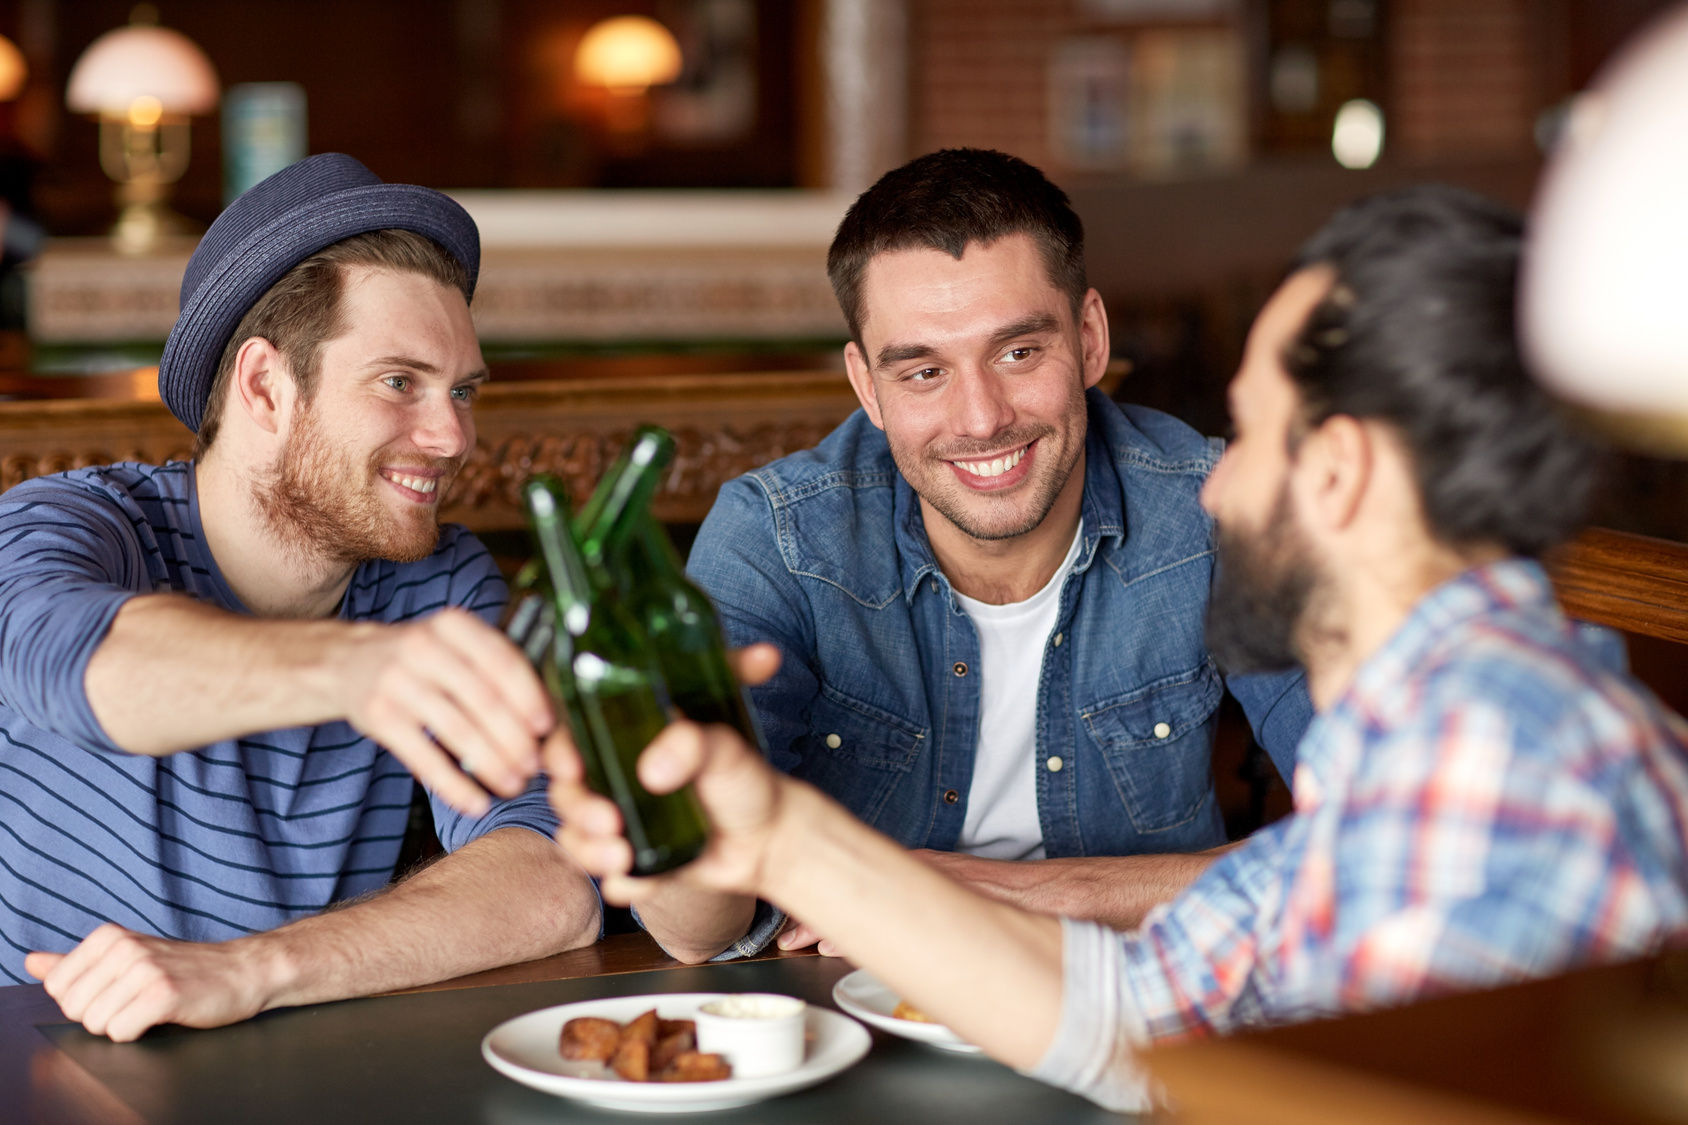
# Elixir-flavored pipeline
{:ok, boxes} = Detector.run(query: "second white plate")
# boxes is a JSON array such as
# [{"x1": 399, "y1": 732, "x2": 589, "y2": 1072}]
[{"x1": 831, "y1": 969, "x2": 984, "y2": 1054}]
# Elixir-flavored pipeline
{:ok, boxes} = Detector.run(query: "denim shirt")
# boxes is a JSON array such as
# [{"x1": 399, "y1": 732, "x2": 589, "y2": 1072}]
[{"x1": 687, "y1": 390, "x2": 1313, "y2": 857}]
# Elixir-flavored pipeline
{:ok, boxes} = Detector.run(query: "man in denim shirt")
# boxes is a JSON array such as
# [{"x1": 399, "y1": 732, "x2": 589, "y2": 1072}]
[{"x1": 656, "y1": 150, "x2": 1310, "y2": 957}]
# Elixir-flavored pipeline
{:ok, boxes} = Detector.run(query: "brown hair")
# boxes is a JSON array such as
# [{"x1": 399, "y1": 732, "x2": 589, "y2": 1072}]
[
  {"x1": 193, "y1": 228, "x2": 471, "y2": 456},
  {"x1": 826, "y1": 148, "x2": 1088, "y2": 345}
]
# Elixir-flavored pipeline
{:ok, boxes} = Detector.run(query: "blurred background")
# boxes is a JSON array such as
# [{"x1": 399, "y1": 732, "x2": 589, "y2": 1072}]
[{"x1": 0, "y1": 0, "x2": 1679, "y2": 550}]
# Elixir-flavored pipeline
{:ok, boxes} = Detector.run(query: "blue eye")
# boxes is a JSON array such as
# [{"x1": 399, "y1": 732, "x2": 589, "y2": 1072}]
[{"x1": 451, "y1": 384, "x2": 478, "y2": 402}]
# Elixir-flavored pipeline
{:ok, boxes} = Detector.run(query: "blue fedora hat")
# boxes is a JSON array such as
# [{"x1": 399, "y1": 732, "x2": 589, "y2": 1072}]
[{"x1": 158, "y1": 153, "x2": 480, "y2": 433}]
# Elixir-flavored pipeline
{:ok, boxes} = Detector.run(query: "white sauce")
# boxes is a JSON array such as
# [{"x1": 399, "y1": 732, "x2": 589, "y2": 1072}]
[{"x1": 699, "y1": 994, "x2": 805, "y2": 1020}]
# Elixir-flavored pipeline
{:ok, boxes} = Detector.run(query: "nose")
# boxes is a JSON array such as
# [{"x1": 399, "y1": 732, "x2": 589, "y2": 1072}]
[
  {"x1": 951, "y1": 362, "x2": 1015, "y2": 441},
  {"x1": 412, "y1": 390, "x2": 472, "y2": 460}
]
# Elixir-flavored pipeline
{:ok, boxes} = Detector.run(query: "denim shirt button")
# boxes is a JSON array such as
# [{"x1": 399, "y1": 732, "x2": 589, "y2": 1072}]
[
  {"x1": 953, "y1": 661, "x2": 968, "y2": 677},
  {"x1": 1153, "y1": 721, "x2": 1172, "y2": 739},
  {"x1": 943, "y1": 789, "x2": 960, "y2": 804},
  {"x1": 825, "y1": 733, "x2": 842, "y2": 749},
  {"x1": 1046, "y1": 756, "x2": 1064, "y2": 772},
  {"x1": 1053, "y1": 632, "x2": 1064, "y2": 647}
]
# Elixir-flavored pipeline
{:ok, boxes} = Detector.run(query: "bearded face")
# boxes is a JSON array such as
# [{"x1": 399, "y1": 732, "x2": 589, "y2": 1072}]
[
  {"x1": 1204, "y1": 481, "x2": 1324, "y2": 676},
  {"x1": 256, "y1": 395, "x2": 462, "y2": 566}
]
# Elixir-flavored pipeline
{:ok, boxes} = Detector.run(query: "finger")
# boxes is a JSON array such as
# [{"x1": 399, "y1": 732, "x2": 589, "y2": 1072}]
[
  {"x1": 79, "y1": 958, "x2": 166, "y2": 1039},
  {"x1": 103, "y1": 974, "x2": 183, "y2": 1043},
  {"x1": 541, "y1": 728, "x2": 584, "y2": 786},
  {"x1": 637, "y1": 722, "x2": 708, "y2": 795},
  {"x1": 728, "y1": 643, "x2": 782, "y2": 686},
  {"x1": 52, "y1": 931, "x2": 149, "y2": 1021},
  {"x1": 416, "y1": 625, "x2": 547, "y2": 777},
  {"x1": 365, "y1": 705, "x2": 491, "y2": 816},
  {"x1": 550, "y1": 781, "x2": 622, "y2": 837},
  {"x1": 817, "y1": 939, "x2": 842, "y2": 957},
  {"x1": 777, "y1": 922, "x2": 822, "y2": 951},
  {"x1": 597, "y1": 872, "x2": 656, "y2": 907},
  {"x1": 23, "y1": 951, "x2": 63, "y2": 981},
  {"x1": 39, "y1": 924, "x2": 130, "y2": 1006},
  {"x1": 388, "y1": 643, "x2": 535, "y2": 794},
  {"x1": 556, "y1": 821, "x2": 633, "y2": 879},
  {"x1": 430, "y1": 609, "x2": 554, "y2": 736}
]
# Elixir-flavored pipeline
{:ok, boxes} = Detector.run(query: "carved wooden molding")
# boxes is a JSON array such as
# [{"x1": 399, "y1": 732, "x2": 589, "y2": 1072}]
[{"x1": 0, "y1": 371, "x2": 862, "y2": 529}]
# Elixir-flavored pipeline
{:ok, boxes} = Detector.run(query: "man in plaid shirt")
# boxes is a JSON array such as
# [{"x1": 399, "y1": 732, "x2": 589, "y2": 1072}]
[{"x1": 549, "y1": 186, "x2": 1688, "y2": 1110}]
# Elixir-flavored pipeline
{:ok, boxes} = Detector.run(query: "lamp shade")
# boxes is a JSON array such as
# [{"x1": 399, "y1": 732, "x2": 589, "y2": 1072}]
[
  {"x1": 66, "y1": 25, "x2": 219, "y2": 117},
  {"x1": 574, "y1": 16, "x2": 682, "y2": 92},
  {"x1": 1523, "y1": 6, "x2": 1688, "y2": 425}
]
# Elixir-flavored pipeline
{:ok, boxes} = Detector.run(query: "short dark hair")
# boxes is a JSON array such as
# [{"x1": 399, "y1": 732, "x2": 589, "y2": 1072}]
[
  {"x1": 1285, "y1": 185, "x2": 1598, "y2": 557},
  {"x1": 194, "y1": 228, "x2": 471, "y2": 457},
  {"x1": 826, "y1": 148, "x2": 1088, "y2": 344}
]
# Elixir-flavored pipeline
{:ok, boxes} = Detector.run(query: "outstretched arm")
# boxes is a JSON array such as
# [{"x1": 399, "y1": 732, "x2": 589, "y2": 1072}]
[
  {"x1": 85, "y1": 595, "x2": 549, "y2": 815},
  {"x1": 25, "y1": 826, "x2": 600, "y2": 1042},
  {"x1": 776, "y1": 847, "x2": 1231, "y2": 952}
]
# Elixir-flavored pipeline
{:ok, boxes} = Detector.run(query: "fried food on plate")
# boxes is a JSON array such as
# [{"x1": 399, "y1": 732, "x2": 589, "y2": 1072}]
[
  {"x1": 892, "y1": 1000, "x2": 936, "y2": 1023},
  {"x1": 560, "y1": 1016, "x2": 621, "y2": 1061},
  {"x1": 560, "y1": 1009, "x2": 731, "y2": 1083}
]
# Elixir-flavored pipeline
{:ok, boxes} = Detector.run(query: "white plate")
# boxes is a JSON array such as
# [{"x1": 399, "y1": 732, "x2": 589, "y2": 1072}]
[
  {"x1": 481, "y1": 992, "x2": 871, "y2": 1113},
  {"x1": 831, "y1": 969, "x2": 984, "y2": 1054}
]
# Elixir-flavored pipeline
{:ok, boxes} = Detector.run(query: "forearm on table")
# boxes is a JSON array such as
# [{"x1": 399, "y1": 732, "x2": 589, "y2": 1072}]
[
  {"x1": 246, "y1": 827, "x2": 600, "y2": 1010},
  {"x1": 85, "y1": 594, "x2": 360, "y2": 755},
  {"x1": 935, "y1": 847, "x2": 1236, "y2": 930},
  {"x1": 762, "y1": 783, "x2": 1064, "y2": 1071},
  {"x1": 632, "y1": 885, "x2": 758, "y2": 965}
]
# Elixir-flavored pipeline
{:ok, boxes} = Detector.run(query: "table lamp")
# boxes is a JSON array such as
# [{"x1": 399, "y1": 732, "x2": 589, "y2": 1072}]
[
  {"x1": 0, "y1": 33, "x2": 26, "y2": 103},
  {"x1": 65, "y1": 7, "x2": 219, "y2": 256},
  {"x1": 574, "y1": 15, "x2": 682, "y2": 134},
  {"x1": 1523, "y1": 6, "x2": 1688, "y2": 455}
]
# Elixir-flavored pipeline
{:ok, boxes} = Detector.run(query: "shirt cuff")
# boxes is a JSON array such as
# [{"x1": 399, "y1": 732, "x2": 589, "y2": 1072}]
[{"x1": 1028, "y1": 917, "x2": 1156, "y2": 1113}]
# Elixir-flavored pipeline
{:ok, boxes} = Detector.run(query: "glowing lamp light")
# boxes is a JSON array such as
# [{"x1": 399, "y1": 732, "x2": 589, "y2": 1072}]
[
  {"x1": 66, "y1": 24, "x2": 219, "y2": 119},
  {"x1": 574, "y1": 16, "x2": 683, "y2": 95},
  {"x1": 0, "y1": 35, "x2": 27, "y2": 102},
  {"x1": 1523, "y1": 6, "x2": 1688, "y2": 453},
  {"x1": 1331, "y1": 99, "x2": 1384, "y2": 169},
  {"x1": 65, "y1": 11, "x2": 220, "y2": 255}
]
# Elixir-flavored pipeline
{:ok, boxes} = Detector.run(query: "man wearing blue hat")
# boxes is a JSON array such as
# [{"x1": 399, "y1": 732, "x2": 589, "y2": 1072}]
[{"x1": 0, "y1": 154, "x2": 600, "y2": 1041}]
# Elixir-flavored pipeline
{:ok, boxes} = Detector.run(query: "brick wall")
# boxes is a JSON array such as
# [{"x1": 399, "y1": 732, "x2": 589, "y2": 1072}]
[
  {"x1": 910, "y1": 0, "x2": 1078, "y2": 169},
  {"x1": 910, "y1": 0, "x2": 1558, "y2": 172},
  {"x1": 1390, "y1": 0, "x2": 1543, "y2": 160}
]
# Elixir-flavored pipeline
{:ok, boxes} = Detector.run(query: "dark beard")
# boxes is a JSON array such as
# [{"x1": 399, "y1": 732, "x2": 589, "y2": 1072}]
[
  {"x1": 255, "y1": 403, "x2": 451, "y2": 567},
  {"x1": 1204, "y1": 485, "x2": 1318, "y2": 676}
]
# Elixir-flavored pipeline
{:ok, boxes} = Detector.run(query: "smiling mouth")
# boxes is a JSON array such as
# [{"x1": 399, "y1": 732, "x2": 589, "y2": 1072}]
[
  {"x1": 948, "y1": 444, "x2": 1029, "y2": 479},
  {"x1": 380, "y1": 469, "x2": 440, "y2": 497}
]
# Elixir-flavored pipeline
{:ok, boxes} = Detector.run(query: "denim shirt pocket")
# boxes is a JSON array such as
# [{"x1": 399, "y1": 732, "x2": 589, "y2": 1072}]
[
  {"x1": 1080, "y1": 663, "x2": 1223, "y2": 834},
  {"x1": 795, "y1": 683, "x2": 928, "y2": 827}
]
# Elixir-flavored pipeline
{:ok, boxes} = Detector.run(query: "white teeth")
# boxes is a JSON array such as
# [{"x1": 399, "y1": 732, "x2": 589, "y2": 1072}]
[
  {"x1": 954, "y1": 446, "x2": 1026, "y2": 478},
  {"x1": 387, "y1": 472, "x2": 438, "y2": 494}
]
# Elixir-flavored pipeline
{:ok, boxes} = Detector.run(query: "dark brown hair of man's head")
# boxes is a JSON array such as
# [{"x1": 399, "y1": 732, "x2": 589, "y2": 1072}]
[
  {"x1": 193, "y1": 228, "x2": 470, "y2": 457},
  {"x1": 826, "y1": 148, "x2": 1088, "y2": 346},
  {"x1": 1282, "y1": 184, "x2": 1600, "y2": 558}
]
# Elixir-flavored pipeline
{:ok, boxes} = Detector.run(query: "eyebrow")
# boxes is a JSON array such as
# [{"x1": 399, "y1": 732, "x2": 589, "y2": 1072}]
[
  {"x1": 872, "y1": 313, "x2": 1063, "y2": 370},
  {"x1": 368, "y1": 355, "x2": 490, "y2": 383}
]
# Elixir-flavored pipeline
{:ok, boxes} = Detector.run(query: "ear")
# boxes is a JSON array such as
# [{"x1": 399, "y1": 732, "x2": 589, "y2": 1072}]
[
  {"x1": 843, "y1": 340, "x2": 885, "y2": 430},
  {"x1": 230, "y1": 336, "x2": 294, "y2": 437},
  {"x1": 1293, "y1": 414, "x2": 1371, "y2": 534},
  {"x1": 1078, "y1": 288, "x2": 1111, "y2": 390}
]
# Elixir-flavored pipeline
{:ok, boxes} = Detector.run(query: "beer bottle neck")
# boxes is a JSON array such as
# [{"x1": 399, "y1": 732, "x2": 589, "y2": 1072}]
[
  {"x1": 523, "y1": 478, "x2": 594, "y2": 633},
  {"x1": 578, "y1": 428, "x2": 675, "y2": 568}
]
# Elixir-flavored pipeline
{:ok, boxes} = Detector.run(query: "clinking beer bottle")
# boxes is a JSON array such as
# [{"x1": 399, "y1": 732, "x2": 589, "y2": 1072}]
[
  {"x1": 522, "y1": 474, "x2": 708, "y2": 876},
  {"x1": 576, "y1": 426, "x2": 767, "y2": 750}
]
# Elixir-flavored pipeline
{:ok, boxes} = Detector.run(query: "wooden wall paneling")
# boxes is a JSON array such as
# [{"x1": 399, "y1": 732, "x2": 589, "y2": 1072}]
[
  {"x1": 1546, "y1": 527, "x2": 1688, "y2": 645},
  {"x1": 0, "y1": 371, "x2": 863, "y2": 529}
]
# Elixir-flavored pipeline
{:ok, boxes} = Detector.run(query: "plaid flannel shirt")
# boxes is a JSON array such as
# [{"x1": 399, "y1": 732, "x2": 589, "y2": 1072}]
[{"x1": 1034, "y1": 560, "x2": 1688, "y2": 1109}]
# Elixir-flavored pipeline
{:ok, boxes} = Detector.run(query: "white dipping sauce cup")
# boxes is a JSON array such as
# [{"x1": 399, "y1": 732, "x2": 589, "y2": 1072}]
[{"x1": 694, "y1": 994, "x2": 807, "y2": 1078}]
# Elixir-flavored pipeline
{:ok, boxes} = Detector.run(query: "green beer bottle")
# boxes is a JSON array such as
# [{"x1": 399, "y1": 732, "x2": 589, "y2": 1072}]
[
  {"x1": 576, "y1": 427, "x2": 767, "y2": 749},
  {"x1": 523, "y1": 474, "x2": 708, "y2": 876}
]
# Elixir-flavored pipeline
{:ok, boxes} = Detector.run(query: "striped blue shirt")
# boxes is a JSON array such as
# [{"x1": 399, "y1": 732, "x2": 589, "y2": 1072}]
[{"x1": 0, "y1": 461, "x2": 557, "y2": 982}]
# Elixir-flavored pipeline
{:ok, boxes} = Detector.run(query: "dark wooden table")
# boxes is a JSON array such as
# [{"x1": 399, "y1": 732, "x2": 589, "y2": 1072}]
[{"x1": 0, "y1": 932, "x2": 1123, "y2": 1124}]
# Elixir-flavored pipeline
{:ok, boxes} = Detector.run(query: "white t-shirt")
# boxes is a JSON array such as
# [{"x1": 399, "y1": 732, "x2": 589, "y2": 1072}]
[{"x1": 952, "y1": 521, "x2": 1084, "y2": 861}]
